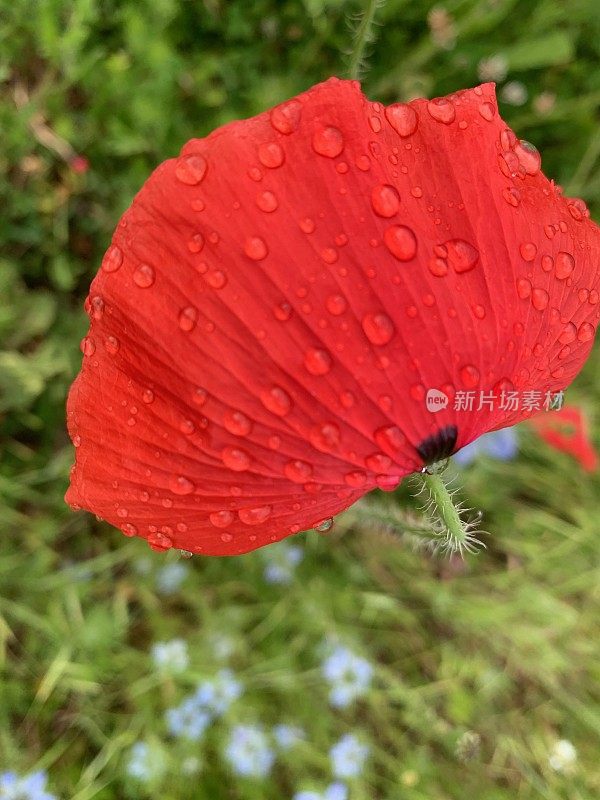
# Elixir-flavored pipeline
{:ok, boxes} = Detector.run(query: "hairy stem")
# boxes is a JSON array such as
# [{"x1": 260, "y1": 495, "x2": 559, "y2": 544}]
[{"x1": 347, "y1": 0, "x2": 385, "y2": 81}]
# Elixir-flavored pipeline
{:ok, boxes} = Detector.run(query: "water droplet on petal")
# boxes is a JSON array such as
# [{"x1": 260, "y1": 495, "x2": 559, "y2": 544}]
[
  {"x1": 515, "y1": 140, "x2": 541, "y2": 175},
  {"x1": 223, "y1": 409, "x2": 252, "y2": 436},
  {"x1": 312, "y1": 125, "x2": 344, "y2": 158},
  {"x1": 304, "y1": 347, "x2": 332, "y2": 376},
  {"x1": 270, "y1": 99, "x2": 302, "y2": 134},
  {"x1": 371, "y1": 184, "x2": 400, "y2": 218},
  {"x1": 261, "y1": 386, "x2": 292, "y2": 416},
  {"x1": 326, "y1": 294, "x2": 347, "y2": 315},
  {"x1": 238, "y1": 505, "x2": 272, "y2": 525},
  {"x1": 478, "y1": 101, "x2": 495, "y2": 121},
  {"x1": 531, "y1": 288, "x2": 549, "y2": 311},
  {"x1": 315, "y1": 517, "x2": 334, "y2": 533},
  {"x1": 133, "y1": 264, "x2": 155, "y2": 288},
  {"x1": 374, "y1": 425, "x2": 406, "y2": 453},
  {"x1": 365, "y1": 452, "x2": 392, "y2": 472},
  {"x1": 122, "y1": 523, "x2": 138, "y2": 537},
  {"x1": 256, "y1": 190, "x2": 278, "y2": 212},
  {"x1": 187, "y1": 233, "x2": 204, "y2": 253},
  {"x1": 519, "y1": 242, "x2": 537, "y2": 262},
  {"x1": 427, "y1": 98, "x2": 455, "y2": 124},
  {"x1": 244, "y1": 236, "x2": 268, "y2": 261},
  {"x1": 169, "y1": 475, "x2": 195, "y2": 495},
  {"x1": 361, "y1": 312, "x2": 395, "y2": 345},
  {"x1": 460, "y1": 364, "x2": 480, "y2": 388},
  {"x1": 517, "y1": 278, "x2": 532, "y2": 299},
  {"x1": 555, "y1": 252, "x2": 575, "y2": 280},
  {"x1": 559, "y1": 322, "x2": 577, "y2": 344},
  {"x1": 81, "y1": 336, "x2": 96, "y2": 356},
  {"x1": 148, "y1": 531, "x2": 173, "y2": 552},
  {"x1": 274, "y1": 301, "x2": 293, "y2": 321},
  {"x1": 258, "y1": 142, "x2": 285, "y2": 168},
  {"x1": 105, "y1": 335, "x2": 120, "y2": 354},
  {"x1": 385, "y1": 103, "x2": 418, "y2": 136},
  {"x1": 310, "y1": 421, "x2": 340, "y2": 452},
  {"x1": 384, "y1": 225, "x2": 417, "y2": 261},
  {"x1": 175, "y1": 154, "x2": 208, "y2": 185},
  {"x1": 444, "y1": 239, "x2": 478, "y2": 274},
  {"x1": 344, "y1": 470, "x2": 367, "y2": 487},
  {"x1": 142, "y1": 389, "x2": 154, "y2": 404},
  {"x1": 299, "y1": 217, "x2": 316, "y2": 234},
  {"x1": 210, "y1": 510, "x2": 234, "y2": 528},
  {"x1": 102, "y1": 245, "x2": 123, "y2": 273},
  {"x1": 179, "y1": 306, "x2": 198, "y2": 331},
  {"x1": 577, "y1": 322, "x2": 595, "y2": 342},
  {"x1": 222, "y1": 447, "x2": 251, "y2": 471},
  {"x1": 284, "y1": 459, "x2": 313, "y2": 482}
]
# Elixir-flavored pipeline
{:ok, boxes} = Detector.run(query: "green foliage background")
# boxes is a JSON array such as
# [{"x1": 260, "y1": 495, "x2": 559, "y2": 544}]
[{"x1": 1, "y1": 0, "x2": 599, "y2": 797}]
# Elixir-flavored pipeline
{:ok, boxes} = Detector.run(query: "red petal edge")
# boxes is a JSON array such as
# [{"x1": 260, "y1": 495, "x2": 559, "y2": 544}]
[{"x1": 66, "y1": 77, "x2": 600, "y2": 555}]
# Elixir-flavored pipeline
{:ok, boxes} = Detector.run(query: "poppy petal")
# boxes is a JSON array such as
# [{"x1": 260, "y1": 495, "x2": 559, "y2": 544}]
[
  {"x1": 528, "y1": 405, "x2": 598, "y2": 471},
  {"x1": 66, "y1": 78, "x2": 600, "y2": 554}
]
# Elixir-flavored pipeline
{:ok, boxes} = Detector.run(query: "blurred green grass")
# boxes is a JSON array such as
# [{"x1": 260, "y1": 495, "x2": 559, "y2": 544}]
[{"x1": 1, "y1": 0, "x2": 599, "y2": 797}]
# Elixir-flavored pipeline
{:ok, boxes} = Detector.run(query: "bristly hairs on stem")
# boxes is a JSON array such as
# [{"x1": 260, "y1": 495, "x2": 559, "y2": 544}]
[
  {"x1": 410, "y1": 461, "x2": 487, "y2": 557},
  {"x1": 346, "y1": 0, "x2": 388, "y2": 81}
]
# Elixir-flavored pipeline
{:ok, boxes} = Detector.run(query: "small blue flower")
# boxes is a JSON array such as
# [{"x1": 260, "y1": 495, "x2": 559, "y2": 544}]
[
  {"x1": 0, "y1": 770, "x2": 57, "y2": 800},
  {"x1": 262, "y1": 542, "x2": 304, "y2": 584},
  {"x1": 151, "y1": 638, "x2": 189, "y2": 673},
  {"x1": 156, "y1": 562, "x2": 189, "y2": 594},
  {"x1": 165, "y1": 696, "x2": 211, "y2": 740},
  {"x1": 322, "y1": 646, "x2": 373, "y2": 708},
  {"x1": 224, "y1": 724, "x2": 275, "y2": 778},
  {"x1": 293, "y1": 784, "x2": 348, "y2": 800},
  {"x1": 454, "y1": 427, "x2": 518, "y2": 466},
  {"x1": 195, "y1": 668, "x2": 243, "y2": 716},
  {"x1": 330, "y1": 734, "x2": 369, "y2": 779},
  {"x1": 126, "y1": 742, "x2": 166, "y2": 782},
  {"x1": 273, "y1": 723, "x2": 305, "y2": 749}
]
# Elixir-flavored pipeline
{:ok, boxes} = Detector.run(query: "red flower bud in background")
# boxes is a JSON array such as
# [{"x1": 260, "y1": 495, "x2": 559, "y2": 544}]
[{"x1": 66, "y1": 78, "x2": 600, "y2": 555}]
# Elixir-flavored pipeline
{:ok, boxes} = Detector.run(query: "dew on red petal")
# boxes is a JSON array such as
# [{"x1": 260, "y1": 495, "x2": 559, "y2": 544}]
[
  {"x1": 427, "y1": 98, "x2": 456, "y2": 124},
  {"x1": 361, "y1": 312, "x2": 395, "y2": 345},
  {"x1": 558, "y1": 322, "x2": 577, "y2": 344},
  {"x1": 122, "y1": 523, "x2": 138, "y2": 537},
  {"x1": 541, "y1": 255, "x2": 554, "y2": 272},
  {"x1": 577, "y1": 322, "x2": 595, "y2": 342},
  {"x1": 133, "y1": 264, "x2": 155, "y2": 288},
  {"x1": 312, "y1": 125, "x2": 344, "y2": 158},
  {"x1": 517, "y1": 278, "x2": 532, "y2": 299},
  {"x1": 371, "y1": 184, "x2": 400, "y2": 218},
  {"x1": 304, "y1": 347, "x2": 332, "y2": 375},
  {"x1": 102, "y1": 245, "x2": 123, "y2": 273},
  {"x1": 148, "y1": 531, "x2": 174, "y2": 552},
  {"x1": 187, "y1": 233, "x2": 204, "y2": 253},
  {"x1": 169, "y1": 475, "x2": 196, "y2": 495},
  {"x1": 175, "y1": 154, "x2": 208, "y2": 185},
  {"x1": 503, "y1": 187, "x2": 521, "y2": 207},
  {"x1": 444, "y1": 239, "x2": 479, "y2": 274},
  {"x1": 222, "y1": 447, "x2": 251, "y2": 471},
  {"x1": 210, "y1": 510, "x2": 234, "y2": 528},
  {"x1": 105, "y1": 335, "x2": 120, "y2": 354},
  {"x1": 142, "y1": 389, "x2": 154, "y2": 404},
  {"x1": 180, "y1": 419, "x2": 195, "y2": 435},
  {"x1": 178, "y1": 306, "x2": 198, "y2": 331},
  {"x1": 256, "y1": 190, "x2": 278, "y2": 212},
  {"x1": 344, "y1": 470, "x2": 367, "y2": 487},
  {"x1": 90, "y1": 296, "x2": 104, "y2": 320},
  {"x1": 244, "y1": 236, "x2": 268, "y2": 261},
  {"x1": 384, "y1": 225, "x2": 417, "y2": 261},
  {"x1": 555, "y1": 252, "x2": 575, "y2": 280},
  {"x1": 384, "y1": 102, "x2": 418, "y2": 137},
  {"x1": 326, "y1": 294, "x2": 348, "y2": 316},
  {"x1": 81, "y1": 336, "x2": 96, "y2": 356},
  {"x1": 531, "y1": 288, "x2": 549, "y2": 311},
  {"x1": 273, "y1": 301, "x2": 293, "y2": 321},
  {"x1": 374, "y1": 425, "x2": 405, "y2": 453},
  {"x1": 299, "y1": 217, "x2": 316, "y2": 234},
  {"x1": 239, "y1": 505, "x2": 272, "y2": 525},
  {"x1": 270, "y1": 99, "x2": 302, "y2": 134},
  {"x1": 260, "y1": 386, "x2": 292, "y2": 416},
  {"x1": 478, "y1": 101, "x2": 495, "y2": 121},
  {"x1": 460, "y1": 364, "x2": 480, "y2": 388},
  {"x1": 223, "y1": 409, "x2": 252, "y2": 436},
  {"x1": 519, "y1": 242, "x2": 537, "y2": 262},
  {"x1": 310, "y1": 421, "x2": 341, "y2": 452},
  {"x1": 514, "y1": 140, "x2": 541, "y2": 175},
  {"x1": 365, "y1": 452, "x2": 392, "y2": 472},
  {"x1": 428, "y1": 257, "x2": 448, "y2": 277},
  {"x1": 258, "y1": 142, "x2": 285, "y2": 168},
  {"x1": 284, "y1": 459, "x2": 313, "y2": 482}
]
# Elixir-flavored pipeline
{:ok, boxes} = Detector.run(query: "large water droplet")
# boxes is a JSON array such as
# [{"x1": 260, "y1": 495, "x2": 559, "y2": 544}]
[
  {"x1": 258, "y1": 142, "x2": 285, "y2": 168},
  {"x1": 459, "y1": 364, "x2": 480, "y2": 388},
  {"x1": 284, "y1": 459, "x2": 313, "y2": 483},
  {"x1": 555, "y1": 252, "x2": 575, "y2": 280},
  {"x1": 478, "y1": 102, "x2": 495, "y2": 121},
  {"x1": 187, "y1": 233, "x2": 204, "y2": 253},
  {"x1": 80, "y1": 336, "x2": 96, "y2": 356},
  {"x1": 256, "y1": 190, "x2": 278, "y2": 212},
  {"x1": 514, "y1": 140, "x2": 541, "y2": 176},
  {"x1": 384, "y1": 225, "x2": 417, "y2": 261},
  {"x1": 244, "y1": 236, "x2": 268, "y2": 261},
  {"x1": 577, "y1": 322, "x2": 595, "y2": 342},
  {"x1": 326, "y1": 294, "x2": 347, "y2": 316},
  {"x1": 516, "y1": 278, "x2": 532, "y2": 299},
  {"x1": 374, "y1": 425, "x2": 406, "y2": 452},
  {"x1": 531, "y1": 288, "x2": 549, "y2": 311},
  {"x1": 444, "y1": 239, "x2": 478, "y2": 274},
  {"x1": 133, "y1": 264, "x2": 155, "y2": 288},
  {"x1": 558, "y1": 322, "x2": 577, "y2": 344},
  {"x1": 427, "y1": 98, "x2": 456, "y2": 124},
  {"x1": 519, "y1": 242, "x2": 537, "y2": 262},
  {"x1": 238, "y1": 505, "x2": 272, "y2": 525},
  {"x1": 365, "y1": 452, "x2": 392, "y2": 472},
  {"x1": 314, "y1": 517, "x2": 334, "y2": 533},
  {"x1": 361, "y1": 312, "x2": 395, "y2": 345},
  {"x1": 344, "y1": 470, "x2": 367, "y2": 487},
  {"x1": 179, "y1": 306, "x2": 198, "y2": 331},
  {"x1": 169, "y1": 475, "x2": 195, "y2": 495},
  {"x1": 147, "y1": 531, "x2": 173, "y2": 552},
  {"x1": 222, "y1": 447, "x2": 251, "y2": 471},
  {"x1": 102, "y1": 245, "x2": 123, "y2": 273},
  {"x1": 371, "y1": 184, "x2": 400, "y2": 218},
  {"x1": 304, "y1": 347, "x2": 332, "y2": 375},
  {"x1": 121, "y1": 523, "x2": 138, "y2": 538},
  {"x1": 309, "y1": 421, "x2": 340, "y2": 452},
  {"x1": 312, "y1": 125, "x2": 344, "y2": 158},
  {"x1": 224, "y1": 409, "x2": 252, "y2": 436},
  {"x1": 210, "y1": 510, "x2": 234, "y2": 528},
  {"x1": 105, "y1": 335, "x2": 119, "y2": 354},
  {"x1": 384, "y1": 103, "x2": 418, "y2": 137},
  {"x1": 270, "y1": 99, "x2": 302, "y2": 134},
  {"x1": 260, "y1": 386, "x2": 292, "y2": 416},
  {"x1": 175, "y1": 154, "x2": 208, "y2": 185}
]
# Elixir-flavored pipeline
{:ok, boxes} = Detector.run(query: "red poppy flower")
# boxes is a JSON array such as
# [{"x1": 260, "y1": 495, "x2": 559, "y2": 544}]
[
  {"x1": 66, "y1": 78, "x2": 600, "y2": 555},
  {"x1": 529, "y1": 405, "x2": 598, "y2": 471}
]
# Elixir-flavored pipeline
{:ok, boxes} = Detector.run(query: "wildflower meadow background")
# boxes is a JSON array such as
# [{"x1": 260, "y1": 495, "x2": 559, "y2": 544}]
[{"x1": 1, "y1": 1, "x2": 600, "y2": 798}]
